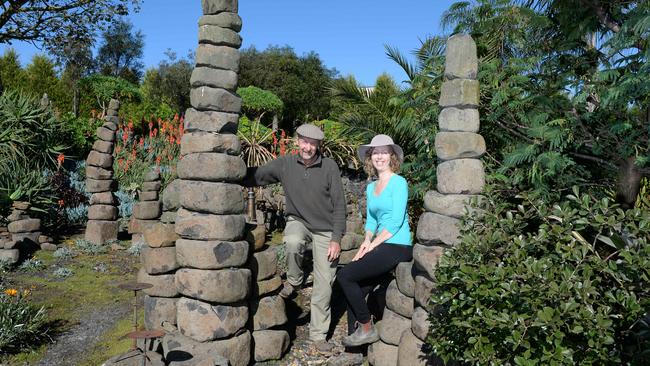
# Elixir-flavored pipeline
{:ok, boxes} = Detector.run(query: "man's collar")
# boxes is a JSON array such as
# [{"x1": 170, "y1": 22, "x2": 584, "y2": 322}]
[{"x1": 298, "y1": 153, "x2": 322, "y2": 167}]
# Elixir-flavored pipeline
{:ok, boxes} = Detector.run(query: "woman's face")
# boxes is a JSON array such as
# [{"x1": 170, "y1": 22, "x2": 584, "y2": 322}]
[{"x1": 371, "y1": 146, "x2": 393, "y2": 174}]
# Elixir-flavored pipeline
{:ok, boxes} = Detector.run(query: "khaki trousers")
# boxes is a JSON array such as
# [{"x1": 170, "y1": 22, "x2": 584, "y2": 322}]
[{"x1": 283, "y1": 217, "x2": 338, "y2": 341}]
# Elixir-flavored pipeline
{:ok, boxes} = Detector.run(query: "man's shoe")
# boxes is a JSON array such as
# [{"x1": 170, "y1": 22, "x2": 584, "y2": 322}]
[
  {"x1": 342, "y1": 321, "x2": 380, "y2": 347},
  {"x1": 327, "y1": 352, "x2": 363, "y2": 366},
  {"x1": 279, "y1": 282, "x2": 296, "y2": 299},
  {"x1": 313, "y1": 339, "x2": 336, "y2": 354}
]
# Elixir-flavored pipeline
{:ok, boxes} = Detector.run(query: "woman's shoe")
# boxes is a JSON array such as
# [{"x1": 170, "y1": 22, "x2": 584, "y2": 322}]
[{"x1": 342, "y1": 321, "x2": 380, "y2": 347}]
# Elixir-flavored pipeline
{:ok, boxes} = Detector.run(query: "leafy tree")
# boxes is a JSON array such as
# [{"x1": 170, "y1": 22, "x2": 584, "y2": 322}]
[
  {"x1": 239, "y1": 46, "x2": 338, "y2": 130},
  {"x1": 141, "y1": 50, "x2": 193, "y2": 114},
  {"x1": 78, "y1": 74, "x2": 140, "y2": 115},
  {"x1": 238, "y1": 86, "x2": 283, "y2": 130},
  {"x1": 54, "y1": 37, "x2": 96, "y2": 116},
  {"x1": 23, "y1": 55, "x2": 61, "y2": 101},
  {"x1": 0, "y1": 0, "x2": 140, "y2": 49},
  {"x1": 97, "y1": 18, "x2": 145, "y2": 83},
  {"x1": 0, "y1": 48, "x2": 23, "y2": 92}
]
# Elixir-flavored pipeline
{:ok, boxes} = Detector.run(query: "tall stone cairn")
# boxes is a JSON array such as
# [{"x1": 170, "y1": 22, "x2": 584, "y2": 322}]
[
  {"x1": 85, "y1": 99, "x2": 120, "y2": 245},
  {"x1": 129, "y1": 169, "x2": 163, "y2": 245},
  {"x1": 1, "y1": 202, "x2": 41, "y2": 264},
  {"x1": 160, "y1": 2, "x2": 252, "y2": 366},
  {"x1": 339, "y1": 180, "x2": 365, "y2": 265},
  {"x1": 395, "y1": 34, "x2": 485, "y2": 366}
]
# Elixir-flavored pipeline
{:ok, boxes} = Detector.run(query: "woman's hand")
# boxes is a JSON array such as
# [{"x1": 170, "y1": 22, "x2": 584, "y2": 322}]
[{"x1": 352, "y1": 239, "x2": 373, "y2": 261}]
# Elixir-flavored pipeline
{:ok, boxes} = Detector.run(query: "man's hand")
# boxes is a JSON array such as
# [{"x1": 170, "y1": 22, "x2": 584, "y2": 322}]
[{"x1": 327, "y1": 240, "x2": 341, "y2": 262}]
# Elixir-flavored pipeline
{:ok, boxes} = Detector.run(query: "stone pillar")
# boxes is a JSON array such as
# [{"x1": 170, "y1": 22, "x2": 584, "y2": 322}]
[
  {"x1": 160, "y1": 2, "x2": 252, "y2": 366},
  {"x1": 2, "y1": 202, "x2": 40, "y2": 264},
  {"x1": 85, "y1": 99, "x2": 120, "y2": 244},
  {"x1": 395, "y1": 34, "x2": 485, "y2": 366},
  {"x1": 129, "y1": 169, "x2": 163, "y2": 245}
]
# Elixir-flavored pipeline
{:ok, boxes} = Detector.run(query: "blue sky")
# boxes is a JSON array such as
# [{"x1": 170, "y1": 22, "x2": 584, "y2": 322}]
[{"x1": 2, "y1": 0, "x2": 458, "y2": 86}]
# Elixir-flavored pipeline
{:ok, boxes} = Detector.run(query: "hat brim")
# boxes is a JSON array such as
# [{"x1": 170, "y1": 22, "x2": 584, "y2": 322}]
[{"x1": 357, "y1": 143, "x2": 404, "y2": 164}]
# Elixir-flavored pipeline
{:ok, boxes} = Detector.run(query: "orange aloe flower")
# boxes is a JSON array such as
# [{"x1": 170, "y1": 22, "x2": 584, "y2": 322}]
[
  {"x1": 58, "y1": 199, "x2": 65, "y2": 207},
  {"x1": 57, "y1": 153, "x2": 65, "y2": 167}
]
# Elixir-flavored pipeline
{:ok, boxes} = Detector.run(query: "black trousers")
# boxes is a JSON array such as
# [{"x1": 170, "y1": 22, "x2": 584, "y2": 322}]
[{"x1": 337, "y1": 243, "x2": 413, "y2": 332}]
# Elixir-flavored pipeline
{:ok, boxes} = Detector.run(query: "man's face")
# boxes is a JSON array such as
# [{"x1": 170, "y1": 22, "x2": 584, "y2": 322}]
[{"x1": 297, "y1": 135, "x2": 320, "y2": 163}]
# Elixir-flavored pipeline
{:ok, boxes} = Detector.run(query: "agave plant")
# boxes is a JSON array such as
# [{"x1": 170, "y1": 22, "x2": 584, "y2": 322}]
[{"x1": 238, "y1": 115, "x2": 276, "y2": 167}]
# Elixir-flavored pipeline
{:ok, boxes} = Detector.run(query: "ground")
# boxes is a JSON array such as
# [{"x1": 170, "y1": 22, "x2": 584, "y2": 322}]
[{"x1": 0, "y1": 234, "x2": 369, "y2": 366}]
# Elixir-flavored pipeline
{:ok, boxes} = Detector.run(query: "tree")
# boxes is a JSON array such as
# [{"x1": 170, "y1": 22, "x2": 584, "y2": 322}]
[
  {"x1": 79, "y1": 74, "x2": 140, "y2": 115},
  {"x1": 97, "y1": 18, "x2": 145, "y2": 83},
  {"x1": 23, "y1": 55, "x2": 60, "y2": 100},
  {"x1": 0, "y1": 1, "x2": 140, "y2": 49},
  {"x1": 141, "y1": 50, "x2": 193, "y2": 114},
  {"x1": 239, "y1": 46, "x2": 338, "y2": 130},
  {"x1": 0, "y1": 47, "x2": 23, "y2": 92}
]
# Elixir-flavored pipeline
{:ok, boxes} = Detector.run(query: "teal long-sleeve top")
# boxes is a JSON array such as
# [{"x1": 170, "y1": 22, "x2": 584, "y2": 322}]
[{"x1": 365, "y1": 174, "x2": 412, "y2": 245}]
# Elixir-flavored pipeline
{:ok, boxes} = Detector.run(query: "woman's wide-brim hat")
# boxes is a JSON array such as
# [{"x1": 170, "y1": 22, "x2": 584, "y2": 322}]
[{"x1": 357, "y1": 134, "x2": 404, "y2": 163}]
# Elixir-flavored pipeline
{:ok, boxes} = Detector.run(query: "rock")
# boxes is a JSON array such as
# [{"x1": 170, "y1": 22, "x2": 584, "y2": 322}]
[
  {"x1": 180, "y1": 131, "x2": 241, "y2": 156},
  {"x1": 141, "y1": 247, "x2": 179, "y2": 274},
  {"x1": 87, "y1": 205, "x2": 118, "y2": 221},
  {"x1": 444, "y1": 34, "x2": 478, "y2": 80},
  {"x1": 137, "y1": 268, "x2": 179, "y2": 297},
  {"x1": 436, "y1": 159, "x2": 485, "y2": 194},
  {"x1": 138, "y1": 191, "x2": 158, "y2": 201},
  {"x1": 176, "y1": 239, "x2": 248, "y2": 269},
  {"x1": 434, "y1": 132, "x2": 485, "y2": 160},
  {"x1": 90, "y1": 192, "x2": 117, "y2": 205},
  {"x1": 86, "y1": 166, "x2": 113, "y2": 180},
  {"x1": 414, "y1": 274, "x2": 435, "y2": 308},
  {"x1": 175, "y1": 209, "x2": 245, "y2": 241},
  {"x1": 245, "y1": 223, "x2": 266, "y2": 251},
  {"x1": 40, "y1": 243, "x2": 57, "y2": 251},
  {"x1": 144, "y1": 295, "x2": 177, "y2": 330},
  {"x1": 175, "y1": 268, "x2": 251, "y2": 303},
  {"x1": 198, "y1": 25, "x2": 242, "y2": 48},
  {"x1": 253, "y1": 275, "x2": 282, "y2": 297},
  {"x1": 423, "y1": 190, "x2": 482, "y2": 218},
  {"x1": 133, "y1": 201, "x2": 162, "y2": 220},
  {"x1": 439, "y1": 79, "x2": 479, "y2": 108},
  {"x1": 413, "y1": 244, "x2": 445, "y2": 280},
  {"x1": 103, "y1": 349, "x2": 165, "y2": 366},
  {"x1": 108, "y1": 99, "x2": 120, "y2": 111},
  {"x1": 92, "y1": 140, "x2": 114, "y2": 154},
  {"x1": 177, "y1": 298, "x2": 248, "y2": 341},
  {"x1": 416, "y1": 212, "x2": 460, "y2": 246},
  {"x1": 379, "y1": 308, "x2": 411, "y2": 346},
  {"x1": 162, "y1": 179, "x2": 182, "y2": 211},
  {"x1": 103, "y1": 119, "x2": 118, "y2": 129},
  {"x1": 398, "y1": 329, "x2": 442, "y2": 366},
  {"x1": 183, "y1": 108, "x2": 239, "y2": 134},
  {"x1": 198, "y1": 13, "x2": 242, "y2": 31},
  {"x1": 162, "y1": 330, "x2": 249, "y2": 366},
  {"x1": 339, "y1": 249, "x2": 356, "y2": 265},
  {"x1": 143, "y1": 223, "x2": 179, "y2": 248},
  {"x1": 340, "y1": 233, "x2": 363, "y2": 250},
  {"x1": 177, "y1": 153, "x2": 246, "y2": 182},
  {"x1": 178, "y1": 180, "x2": 244, "y2": 214},
  {"x1": 368, "y1": 340, "x2": 398, "y2": 366},
  {"x1": 7, "y1": 210, "x2": 27, "y2": 222},
  {"x1": 190, "y1": 87, "x2": 241, "y2": 113},
  {"x1": 87, "y1": 151, "x2": 113, "y2": 168},
  {"x1": 85, "y1": 220, "x2": 118, "y2": 244},
  {"x1": 128, "y1": 218, "x2": 159, "y2": 235},
  {"x1": 345, "y1": 218, "x2": 364, "y2": 235},
  {"x1": 252, "y1": 329, "x2": 290, "y2": 362},
  {"x1": 95, "y1": 126, "x2": 115, "y2": 142},
  {"x1": 10, "y1": 232, "x2": 40, "y2": 245},
  {"x1": 411, "y1": 306, "x2": 431, "y2": 341},
  {"x1": 160, "y1": 211, "x2": 177, "y2": 224},
  {"x1": 438, "y1": 107, "x2": 479, "y2": 133},
  {"x1": 142, "y1": 181, "x2": 162, "y2": 192},
  {"x1": 0, "y1": 249, "x2": 19, "y2": 264},
  {"x1": 85, "y1": 178, "x2": 116, "y2": 193},
  {"x1": 144, "y1": 169, "x2": 161, "y2": 182},
  {"x1": 395, "y1": 261, "x2": 415, "y2": 297},
  {"x1": 8, "y1": 218, "x2": 41, "y2": 233},
  {"x1": 386, "y1": 280, "x2": 414, "y2": 318},
  {"x1": 195, "y1": 44, "x2": 240, "y2": 72},
  {"x1": 251, "y1": 247, "x2": 277, "y2": 281},
  {"x1": 250, "y1": 295, "x2": 287, "y2": 330},
  {"x1": 201, "y1": 0, "x2": 238, "y2": 15}
]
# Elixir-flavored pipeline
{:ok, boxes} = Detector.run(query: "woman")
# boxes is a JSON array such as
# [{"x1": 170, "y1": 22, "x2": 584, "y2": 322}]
[{"x1": 337, "y1": 134, "x2": 412, "y2": 347}]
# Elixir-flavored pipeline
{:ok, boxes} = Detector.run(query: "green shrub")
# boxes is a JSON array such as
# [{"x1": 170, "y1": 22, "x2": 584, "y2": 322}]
[
  {"x1": 0, "y1": 288, "x2": 49, "y2": 354},
  {"x1": 74, "y1": 239, "x2": 108, "y2": 255},
  {"x1": 18, "y1": 258, "x2": 44, "y2": 272},
  {"x1": 428, "y1": 187, "x2": 650, "y2": 365},
  {"x1": 53, "y1": 267, "x2": 73, "y2": 278}
]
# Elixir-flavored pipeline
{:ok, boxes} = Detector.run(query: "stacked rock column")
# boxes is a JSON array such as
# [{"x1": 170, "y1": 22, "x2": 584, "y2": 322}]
[
  {"x1": 1, "y1": 202, "x2": 40, "y2": 264},
  {"x1": 162, "y1": 2, "x2": 252, "y2": 365},
  {"x1": 249, "y1": 212, "x2": 289, "y2": 362},
  {"x1": 129, "y1": 169, "x2": 163, "y2": 244},
  {"x1": 85, "y1": 99, "x2": 121, "y2": 245},
  {"x1": 395, "y1": 34, "x2": 485, "y2": 365}
]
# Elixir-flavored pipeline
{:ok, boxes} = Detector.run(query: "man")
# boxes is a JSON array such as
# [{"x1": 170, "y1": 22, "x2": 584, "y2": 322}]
[{"x1": 243, "y1": 123, "x2": 346, "y2": 352}]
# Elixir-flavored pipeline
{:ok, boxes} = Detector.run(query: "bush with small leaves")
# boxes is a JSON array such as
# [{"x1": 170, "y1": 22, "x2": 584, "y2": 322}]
[
  {"x1": 0, "y1": 259, "x2": 13, "y2": 273},
  {"x1": 18, "y1": 258, "x2": 44, "y2": 272},
  {"x1": 126, "y1": 241, "x2": 142, "y2": 256},
  {"x1": 427, "y1": 187, "x2": 650, "y2": 365},
  {"x1": 0, "y1": 287, "x2": 49, "y2": 354},
  {"x1": 73, "y1": 238, "x2": 108, "y2": 255},
  {"x1": 53, "y1": 246, "x2": 75, "y2": 260},
  {"x1": 53, "y1": 267, "x2": 73, "y2": 278}
]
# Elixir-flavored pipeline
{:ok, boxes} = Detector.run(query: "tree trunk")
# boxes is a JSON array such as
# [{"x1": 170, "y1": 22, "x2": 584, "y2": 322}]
[
  {"x1": 615, "y1": 156, "x2": 642, "y2": 209},
  {"x1": 272, "y1": 114, "x2": 279, "y2": 132}
]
